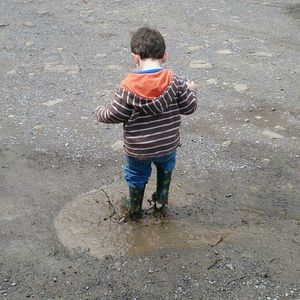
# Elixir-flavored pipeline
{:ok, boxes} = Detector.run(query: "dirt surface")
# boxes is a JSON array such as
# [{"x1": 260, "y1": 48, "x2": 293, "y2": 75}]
[{"x1": 1, "y1": 0, "x2": 300, "y2": 299}]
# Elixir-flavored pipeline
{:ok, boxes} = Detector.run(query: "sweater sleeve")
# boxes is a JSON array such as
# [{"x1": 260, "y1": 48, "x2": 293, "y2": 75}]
[
  {"x1": 96, "y1": 91, "x2": 132, "y2": 124},
  {"x1": 176, "y1": 78, "x2": 197, "y2": 115}
]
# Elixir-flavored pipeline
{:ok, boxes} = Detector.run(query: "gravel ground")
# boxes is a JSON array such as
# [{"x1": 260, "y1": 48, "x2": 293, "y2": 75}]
[{"x1": 1, "y1": 0, "x2": 300, "y2": 299}]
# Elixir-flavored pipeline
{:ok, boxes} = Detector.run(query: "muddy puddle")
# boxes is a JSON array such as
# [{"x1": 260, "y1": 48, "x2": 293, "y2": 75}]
[
  {"x1": 55, "y1": 181, "x2": 233, "y2": 257},
  {"x1": 55, "y1": 177, "x2": 300, "y2": 259}
]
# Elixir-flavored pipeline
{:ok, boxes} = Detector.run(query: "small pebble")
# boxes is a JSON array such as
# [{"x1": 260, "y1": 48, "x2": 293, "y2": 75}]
[
  {"x1": 7, "y1": 69, "x2": 17, "y2": 75},
  {"x1": 233, "y1": 83, "x2": 248, "y2": 92},
  {"x1": 189, "y1": 60, "x2": 213, "y2": 69},
  {"x1": 217, "y1": 49, "x2": 232, "y2": 55},
  {"x1": 23, "y1": 21, "x2": 34, "y2": 27},
  {"x1": 25, "y1": 41, "x2": 34, "y2": 47},
  {"x1": 206, "y1": 78, "x2": 217, "y2": 85},
  {"x1": 222, "y1": 140, "x2": 232, "y2": 147}
]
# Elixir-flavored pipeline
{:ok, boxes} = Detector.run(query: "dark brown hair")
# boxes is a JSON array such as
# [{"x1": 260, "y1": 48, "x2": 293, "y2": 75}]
[{"x1": 130, "y1": 26, "x2": 166, "y2": 60}]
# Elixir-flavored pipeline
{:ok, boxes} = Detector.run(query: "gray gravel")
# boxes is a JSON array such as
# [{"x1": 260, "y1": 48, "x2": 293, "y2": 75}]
[{"x1": 1, "y1": 0, "x2": 300, "y2": 299}]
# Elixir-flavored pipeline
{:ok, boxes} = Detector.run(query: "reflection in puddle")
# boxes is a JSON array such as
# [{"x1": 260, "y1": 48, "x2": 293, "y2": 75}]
[{"x1": 55, "y1": 184, "x2": 230, "y2": 258}]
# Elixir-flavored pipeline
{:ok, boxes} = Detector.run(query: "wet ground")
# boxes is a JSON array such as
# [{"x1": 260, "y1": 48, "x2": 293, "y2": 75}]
[{"x1": 1, "y1": 0, "x2": 300, "y2": 299}]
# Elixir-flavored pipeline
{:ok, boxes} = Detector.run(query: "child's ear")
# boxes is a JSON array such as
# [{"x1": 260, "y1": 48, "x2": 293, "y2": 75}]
[
  {"x1": 132, "y1": 53, "x2": 140, "y2": 66},
  {"x1": 162, "y1": 52, "x2": 168, "y2": 64}
]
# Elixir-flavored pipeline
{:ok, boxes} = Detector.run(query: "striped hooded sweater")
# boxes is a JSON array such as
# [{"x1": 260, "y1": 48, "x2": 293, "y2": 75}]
[{"x1": 96, "y1": 69, "x2": 197, "y2": 159}]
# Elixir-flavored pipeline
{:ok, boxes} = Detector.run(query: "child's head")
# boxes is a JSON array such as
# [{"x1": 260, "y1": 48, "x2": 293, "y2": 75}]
[{"x1": 130, "y1": 26, "x2": 166, "y2": 60}]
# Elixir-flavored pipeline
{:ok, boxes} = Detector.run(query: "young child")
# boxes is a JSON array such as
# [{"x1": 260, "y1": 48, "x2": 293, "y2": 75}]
[{"x1": 96, "y1": 26, "x2": 197, "y2": 220}]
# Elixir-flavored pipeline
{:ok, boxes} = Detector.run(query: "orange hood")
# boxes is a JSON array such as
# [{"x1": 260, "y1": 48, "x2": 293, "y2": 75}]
[{"x1": 120, "y1": 69, "x2": 174, "y2": 99}]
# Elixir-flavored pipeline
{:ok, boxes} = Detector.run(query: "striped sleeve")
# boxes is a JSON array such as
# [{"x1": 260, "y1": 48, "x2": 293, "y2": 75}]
[
  {"x1": 96, "y1": 92, "x2": 132, "y2": 124},
  {"x1": 177, "y1": 79, "x2": 197, "y2": 115}
]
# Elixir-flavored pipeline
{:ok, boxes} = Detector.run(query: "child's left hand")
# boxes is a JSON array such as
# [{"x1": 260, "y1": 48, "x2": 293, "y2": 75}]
[{"x1": 187, "y1": 80, "x2": 197, "y2": 91}]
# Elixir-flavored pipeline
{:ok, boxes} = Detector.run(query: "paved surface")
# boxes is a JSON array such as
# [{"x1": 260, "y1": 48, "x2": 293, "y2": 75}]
[{"x1": 1, "y1": 0, "x2": 300, "y2": 299}]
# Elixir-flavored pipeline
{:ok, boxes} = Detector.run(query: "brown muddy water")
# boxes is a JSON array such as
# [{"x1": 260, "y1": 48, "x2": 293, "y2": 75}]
[
  {"x1": 55, "y1": 181, "x2": 234, "y2": 257},
  {"x1": 55, "y1": 176, "x2": 300, "y2": 261}
]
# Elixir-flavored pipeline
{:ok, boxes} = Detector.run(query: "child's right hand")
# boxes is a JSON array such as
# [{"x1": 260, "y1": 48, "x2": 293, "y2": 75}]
[{"x1": 187, "y1": 80, "x2": 197, "y2": 91}]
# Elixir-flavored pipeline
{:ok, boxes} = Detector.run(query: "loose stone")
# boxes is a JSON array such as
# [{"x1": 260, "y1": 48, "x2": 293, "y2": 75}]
[
  {"x1": 187, "y1": 46, "x2": 203, "y2": 52},
  {"x1": 274, "y1": 125, "x2": 286, "y2": 131},
  {"x1": 111, "y1": 140, "x2": 124, "y2": 151},
  {"x1": 206, "y1": 78, "x2": 217, "y2": 85},
  {"x1": 222, "y1": 140, "x2": 232, "y2": 147},
  {"x1": 225, "y1": 263, "x2": 234, "y2": 270},
  {"x1": 261, "y1": 158, "x2": 271, "y2": 165},
  {"x1": 43, "y1": 63, "x2": 80, "y2": 74},
  {"x1": 23, "y1": 21, "x2": 34, "y2": 27},
  {"x1": 95, "y1": 53, "x2": 107, "y2": 58},
  {"x1": 37, "y1": 10, "x2": 50, "y2": 16},
  {"x1": 233, "y1": 83, "x2": 248, "y2": 93},
  {"x1": 217, "y1": 49, "x2": 232, "y2": 55},
  {"x1": 189, "y1": 60, "x2": 213, "y2": 69},
  {"x1": 262, "y1": 130, "x2": 284, "y2": 139},
  {"x1": 104, "y1": 65, "x2": 122, "y2": 70},
  {"x1": 25, "y1": 41, "x2": 34, "y2": 47},
  {"x1": 251, "y1": 51, "x2": 273, "y2": 57},
  {"x1": 42, "y1": 99, "x2": 63, "y2": 107},
  {"x1": 7, "y1": 70, "x2": 17, "y2": 75}
]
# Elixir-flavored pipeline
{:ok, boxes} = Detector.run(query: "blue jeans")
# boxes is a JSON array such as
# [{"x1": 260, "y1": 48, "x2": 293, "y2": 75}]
[{"x1": 124, "y1": 152, "x2": 176, "y2": 189}]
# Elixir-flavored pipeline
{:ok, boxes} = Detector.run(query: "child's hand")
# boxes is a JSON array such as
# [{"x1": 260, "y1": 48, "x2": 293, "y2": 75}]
[{"x1": 187, "y1": 80, "x2": 197, "y2": 91}]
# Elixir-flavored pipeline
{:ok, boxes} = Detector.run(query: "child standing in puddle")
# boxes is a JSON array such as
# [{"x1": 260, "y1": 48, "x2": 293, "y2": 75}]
[{"x1": 96, "y1": 26, "x2": 197, "y2": 220}]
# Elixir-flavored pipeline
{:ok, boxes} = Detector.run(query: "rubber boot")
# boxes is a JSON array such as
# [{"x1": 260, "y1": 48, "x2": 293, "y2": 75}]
[
  {"x1": 152, "y1": 169, "x2": 172, "y2": 216},
  {"x1": 125, "y1": 187, "x2": 145, "y2": 221}
]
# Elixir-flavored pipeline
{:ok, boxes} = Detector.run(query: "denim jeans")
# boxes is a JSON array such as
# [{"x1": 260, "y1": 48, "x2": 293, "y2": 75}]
[{"x1": 124, "y1": 152, "x2": 176, "y2": 189}]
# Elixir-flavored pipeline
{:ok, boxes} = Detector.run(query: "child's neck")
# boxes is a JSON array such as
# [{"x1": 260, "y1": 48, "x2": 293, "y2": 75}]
[{"x1": 138, "y1": 58, "x2": 163, "y2": 71}]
